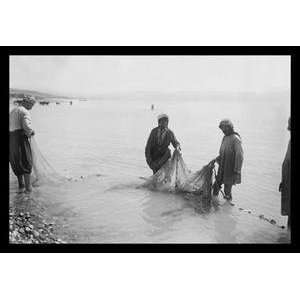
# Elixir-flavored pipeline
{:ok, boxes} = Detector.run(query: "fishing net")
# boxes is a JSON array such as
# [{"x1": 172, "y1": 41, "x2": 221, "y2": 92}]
[
  {"x1": 30, "y1": 137, "x2": 65, "y2": 185},
  {"x1": 142, "y1": 150, "x2": 215, "y2": 201}
]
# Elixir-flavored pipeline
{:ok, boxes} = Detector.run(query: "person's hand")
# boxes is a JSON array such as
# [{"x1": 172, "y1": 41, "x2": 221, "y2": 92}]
[
  {"x1": 279, "y1": 182, "x2": 283, "y2": 192},
  {"x1": 209, "y1": 158, "x2": 216, "y2": 165},
  {"x1": 176, "y1": 145, "x2": 181, "y2": 153},
  {"x1": 31, "y1": 130, "x2": 35, "y2": 136},
  {"x1": 212, "y1": 181, "x2": 221, "y2": 196}
]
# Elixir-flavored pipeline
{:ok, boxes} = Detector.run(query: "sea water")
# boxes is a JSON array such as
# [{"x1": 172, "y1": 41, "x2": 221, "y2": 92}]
[{"x1": 9, "y1": 93, "x2": 291, "y2": 243}]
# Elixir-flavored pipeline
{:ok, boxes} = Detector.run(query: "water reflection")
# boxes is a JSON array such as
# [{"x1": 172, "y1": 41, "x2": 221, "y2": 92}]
[
  {"x1": 10, "y1": 173, "x2": 292, "y2": 243},
  {"x1": 213, "y1": 203, "x2": 237, "y2": 243},
  {"x1": 141, "y1": 190, "x2": 185, "y2": 239}
]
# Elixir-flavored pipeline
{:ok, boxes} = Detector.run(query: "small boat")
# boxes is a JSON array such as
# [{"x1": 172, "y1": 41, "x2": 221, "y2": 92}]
[{"x1": 39, "y1": 101, "x2": 50, "y2": 105}]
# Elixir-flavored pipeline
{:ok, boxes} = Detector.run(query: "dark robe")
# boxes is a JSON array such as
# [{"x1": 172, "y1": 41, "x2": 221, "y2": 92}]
[
  {"x1": 281, "y1": 140, "x2": 290, "y2": 216},
  {"x1": 145, "y1": 127, "x2": 179, "y2": 173},
  {"x1": 216, "y1": 133, "x2": 244, "y2": 185},
  {"x1": 9, "y1": 129, "x2": 33, "y2": 176}
]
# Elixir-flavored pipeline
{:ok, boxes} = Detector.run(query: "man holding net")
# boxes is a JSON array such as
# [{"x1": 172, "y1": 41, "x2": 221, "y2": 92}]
[
  {"x1": 9, "y1": 95, "x2": 36, "y2": 194},
  {"x1": 145, "y1": 114, "x2": 181, "y2": 174},
  {"x1": 212, "y1": 119, "x2": 244, "y2": 201}
]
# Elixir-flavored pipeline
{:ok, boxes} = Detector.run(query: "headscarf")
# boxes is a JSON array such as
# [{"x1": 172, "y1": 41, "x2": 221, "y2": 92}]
[
  {"x1": 219, "y1": 119, "x2": 241, "y2": 139},
  {"x1": 219, "y1": 119, "x2": 234, "y2": 130},
  {"x1": 157, "y1": 113, "x2": 169, "y2": 122}
]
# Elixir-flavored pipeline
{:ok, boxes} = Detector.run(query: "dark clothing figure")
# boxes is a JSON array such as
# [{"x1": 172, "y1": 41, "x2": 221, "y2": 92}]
[
  {"x1": 214, "y1": 119, "x2": 244, "y2": 200},
  {"x1": 9, "y1": 105, "x2": 35, "y2": 177},
  {"x1": 216, "y1": 133, "x2": 244, "y2": 186},
  {"x1": 280, "y1": 140, "x2": 290, "y2": 217},
  {"x1": 145, "y1": 126, "x2": 179, "y2": 174},
  {"x1": 9, "y1": 129, "x2": 33, "y2": 176},
  {"x1": 9, "y1": 96, "x2": 36, "y2": 192},
  {"x1": 279, "y1": 117, "x2": 291, "y2": 229}
]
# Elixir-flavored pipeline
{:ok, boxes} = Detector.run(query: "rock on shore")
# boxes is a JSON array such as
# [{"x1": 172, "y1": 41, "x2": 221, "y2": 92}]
[{"x1": 9, "y1": 207, "x2": 65, "y2": 244}]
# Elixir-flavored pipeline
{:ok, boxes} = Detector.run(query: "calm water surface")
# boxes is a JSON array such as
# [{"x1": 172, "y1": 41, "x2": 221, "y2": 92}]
[{"x1": 9, "y1": 94, "x2": 291, "y2": 243}]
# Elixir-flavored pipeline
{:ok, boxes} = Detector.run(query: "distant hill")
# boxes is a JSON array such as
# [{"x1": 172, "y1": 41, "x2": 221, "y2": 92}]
[{"x1": 9, "y1": 88, "x2": 74, "y2": 100}]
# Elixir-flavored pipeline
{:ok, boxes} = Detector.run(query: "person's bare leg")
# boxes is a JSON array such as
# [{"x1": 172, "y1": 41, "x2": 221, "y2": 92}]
[
  {"x1": 17, "y1": 175, "x2": 24, "y2": 188},
  {"x1": 17, "y1": 175, "x2": 25, "y2": 193},
  {"x1": 24, "y1": 173, "x2": 32, "y2": 193},
  {"x1": 224, "y1": 184, "x2": 232, "y2": 200}
]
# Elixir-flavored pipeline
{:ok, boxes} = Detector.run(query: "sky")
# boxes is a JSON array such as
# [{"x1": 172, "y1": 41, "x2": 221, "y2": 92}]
[{"x1": 9, "y1": 56, "x2": 290, "y2": 97}]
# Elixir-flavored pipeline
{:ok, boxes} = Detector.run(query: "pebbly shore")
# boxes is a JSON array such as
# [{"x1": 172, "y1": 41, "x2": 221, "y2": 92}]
[{"x1": 9, "y1": 194, "x2": 66, "y2": 244}]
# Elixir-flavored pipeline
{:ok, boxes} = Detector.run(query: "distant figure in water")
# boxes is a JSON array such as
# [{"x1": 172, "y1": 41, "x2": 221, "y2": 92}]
[
  {"x1": 9, "y1": 95, "x2": 36, "y2": 194},
  {"x1": 145, "y1": 114, "x2": 181, "y2": 174},
  {"x1": 213, "y1": 119, "x2": 244, "y2": 201},
  {"x1": 70, "y1": 101, "x2": 73, "y2": 105},
  {"x1": 151, "y1": 104, "x2": 154, "y2": 110},
  {"x1": 279, "y1": 117, "x2": 290, "y2": 230}
]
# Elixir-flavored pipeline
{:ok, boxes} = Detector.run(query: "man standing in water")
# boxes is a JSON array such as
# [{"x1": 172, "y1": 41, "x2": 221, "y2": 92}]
[
  {"x1": 213, "y1": 119, "x2": 244, "y2": 201},
  {"x1": 9, "y1": 95, "x2": 36, "y2": 194},
  {"x1": 145, "y1": 114, "x2": 181, "y2": 174},
  {"x1": 279, "y1": 117, "x2": 291, "y2": 230}
]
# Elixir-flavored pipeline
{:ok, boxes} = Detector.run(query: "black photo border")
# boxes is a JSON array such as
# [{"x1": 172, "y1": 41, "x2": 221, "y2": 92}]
[{"x1": 1, "y1": 46, "x2": 299, "y2": 253}]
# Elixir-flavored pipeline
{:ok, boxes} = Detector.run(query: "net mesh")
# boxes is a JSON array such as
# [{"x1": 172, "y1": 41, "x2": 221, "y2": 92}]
[
  {"x1": 29, "y1": 138, "x2": 215, "y2": 206},
  {"x1": 30, "y1": 137, "x2": 65, "y2": 185},
  {"x1": 141, "y1": 150, "x2": 215, "y2": 200}
]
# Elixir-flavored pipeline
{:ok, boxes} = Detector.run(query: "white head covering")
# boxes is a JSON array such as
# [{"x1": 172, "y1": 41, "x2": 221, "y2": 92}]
[
  {"x1": 219, "y1": 118, "x2": 234, "y2": 129},
  {"x1": 157, "y1": 113, "x2": 169, "y2": 121}
]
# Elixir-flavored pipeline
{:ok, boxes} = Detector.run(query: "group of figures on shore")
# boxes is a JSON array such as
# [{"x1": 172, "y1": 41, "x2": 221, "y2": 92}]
[{"x1": 9, "y1": 95, "x2": 291, "y2": 230}]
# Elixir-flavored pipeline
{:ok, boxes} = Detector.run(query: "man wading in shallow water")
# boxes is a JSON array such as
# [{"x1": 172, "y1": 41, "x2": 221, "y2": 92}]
[
  {"x1": 145, "y1": 114, "x2": 181, "y2": 174},
  {"x1": 9, "y1": 95, "x2": 36, "y2": 194},
  {"x1": 212, "y1": 119, "x2": 244, "y2": 201}
]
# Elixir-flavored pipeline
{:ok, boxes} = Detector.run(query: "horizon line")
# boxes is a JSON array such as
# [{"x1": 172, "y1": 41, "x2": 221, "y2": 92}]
[{"x1": 9, "y1": 87, "x2": 290, "y2": 98}]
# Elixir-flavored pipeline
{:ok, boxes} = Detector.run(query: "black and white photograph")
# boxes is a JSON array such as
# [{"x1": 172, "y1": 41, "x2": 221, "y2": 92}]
[
  {"x1": 8, "y1": 53, "x2": 292, "y2": 245},
  {"x1": 2, "y1": 0, "x2": 300, "y2": 298}
]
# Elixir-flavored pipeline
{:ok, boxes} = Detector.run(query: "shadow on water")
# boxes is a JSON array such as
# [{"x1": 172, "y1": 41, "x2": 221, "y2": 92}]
[
  {"x1": 139, "y1": 185, "x2": 291, "y2": 243},
  {"x1": 139, "y1": 187, "x2": 224, "y2": 242}
]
